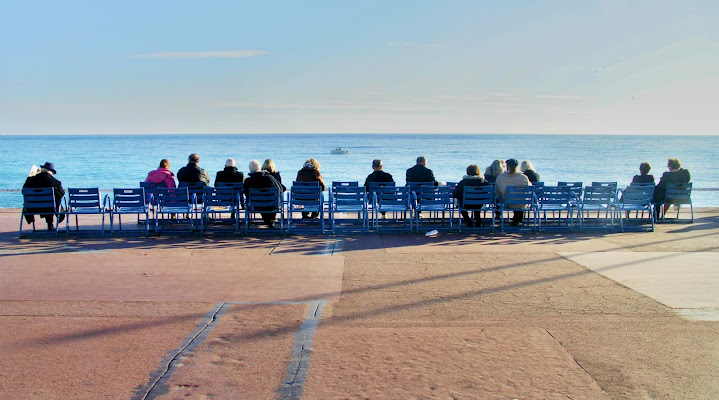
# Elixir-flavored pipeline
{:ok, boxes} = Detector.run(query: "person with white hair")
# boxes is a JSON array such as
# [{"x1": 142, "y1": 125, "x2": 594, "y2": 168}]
[
  {"x1": 520, "y1": 160, "x2": 540, "y2": 183},
  {"x1": 243, "y1": 160, "x2": 283, "y2": 228},
  {"x1": 215, "y1": 158, "x2": 244, "y2": 184},
  {"x1": 22, "y1": 162, "x2": 66, "y2": 230}
]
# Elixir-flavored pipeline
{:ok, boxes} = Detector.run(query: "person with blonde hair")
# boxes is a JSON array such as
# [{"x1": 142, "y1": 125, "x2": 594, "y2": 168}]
[
  {"x1": 296, "y1": 158, "x2": 325, "y2": 219},
  {"x1": 243, "y1": 160, "x2": 283, "y2": 228},
  {"x1": 484, "y1": 159, "x2": 505, "y2": 183},
  {"x1": 262, "y1": 159, "x2": 285, "y2": 191},
  {"x1": 520, "y1": 160, "x2": 540, "y2": 183},
  {"x1": 654, "y1": 158, "x2": 691, "y2": 216}
]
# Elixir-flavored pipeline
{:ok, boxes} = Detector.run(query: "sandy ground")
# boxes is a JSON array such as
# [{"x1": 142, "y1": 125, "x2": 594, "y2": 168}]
[{"x1": 0, "y1": 207, "x2": 717, "y2": 399}]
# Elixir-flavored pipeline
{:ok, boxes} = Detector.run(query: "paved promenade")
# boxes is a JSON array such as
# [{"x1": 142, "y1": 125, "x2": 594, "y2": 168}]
[{"x1": 1, "y1": 208, "x2": 717, "y2": 399}]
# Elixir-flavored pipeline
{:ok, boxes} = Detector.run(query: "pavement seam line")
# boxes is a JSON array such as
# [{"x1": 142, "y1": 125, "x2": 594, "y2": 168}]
[
  {"x1": 276, "y1": 300, "x2": 326, "y2": 400},
  {"x1": 133, "y1": 301, "x2": 228, "y2": 400},
  {"x1": 544, "y1": 328, "x2": 608, "y2": 396}
]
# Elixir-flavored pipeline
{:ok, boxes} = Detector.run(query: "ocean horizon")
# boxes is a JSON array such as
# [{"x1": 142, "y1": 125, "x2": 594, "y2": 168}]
[{"x1": 2, "y1": 133, "x2": 717, "y2": 208}]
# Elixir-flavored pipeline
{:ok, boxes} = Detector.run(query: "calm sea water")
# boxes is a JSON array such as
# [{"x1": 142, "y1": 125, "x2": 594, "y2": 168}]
[{"x1": 1, "y1": 134, "x2": 717, "y2": 207}]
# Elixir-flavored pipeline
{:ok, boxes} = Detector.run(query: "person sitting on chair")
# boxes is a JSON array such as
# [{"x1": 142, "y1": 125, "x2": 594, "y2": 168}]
[
  {"x1": 243, "y1": 160, "x2": 283, "y2": 228},
  {"x1": 452, "y1": 164, "x2": 489, "y2": 227},
  {"x1": 215, "y1": 158, "x2": 244, "y2": 184},
  {"x1": 520, "y1": 160, "x2": 540, "y2": 183},
  {"x1": 484, "y1": 159, "x2": 505, "y2": 183},
  {"x1": 262, "y1": 159, "x2": 286, "y2": 191},
  {"x1": 631, "y1": 162, "x2": 655, "y2": 186},
  {"x1": 22, "y1": 162, "x2": 66, "y2": 230},
  {"x1": 177, "y1": 153, "x2": 210, "y2": 185},
  {"x1": 495, "y1": 158, "x2": 532, "y2": 227},
  {"x1": 406, "y1": 156, "x2": 438, "y2": 185},
  {"x1": 654, "y1": 158, "x2": 690, "y2": 217},
  {"x1": 296, "y1": 158, "x2": 325, "y2": 219},
  {"x1": 145, "y1": 158, "x2": 176, "y2": 188},
  {"x1": 364, "y1": 159, "x2": 394, "y2": 189}
]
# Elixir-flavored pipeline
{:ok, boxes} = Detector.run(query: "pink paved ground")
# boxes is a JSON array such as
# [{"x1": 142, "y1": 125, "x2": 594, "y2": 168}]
[{"x1": 1, "y1": 208, "x2": 718, "y2": 399}]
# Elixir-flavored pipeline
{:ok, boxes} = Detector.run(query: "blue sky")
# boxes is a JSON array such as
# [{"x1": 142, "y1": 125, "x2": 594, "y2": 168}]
[{"x1": 1, "y1": 0, "x2": 717, "y2": 135}]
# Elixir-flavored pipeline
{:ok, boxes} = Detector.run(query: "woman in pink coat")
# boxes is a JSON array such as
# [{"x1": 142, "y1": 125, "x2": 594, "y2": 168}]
[{"x1": 145, "y1": 159, "x2": 176, "y2": 188}]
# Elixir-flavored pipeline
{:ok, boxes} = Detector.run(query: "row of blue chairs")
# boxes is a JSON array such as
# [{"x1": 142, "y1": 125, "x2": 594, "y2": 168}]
[{"x1": 18, "y1": 180, "x2": 692, "y2": 237}]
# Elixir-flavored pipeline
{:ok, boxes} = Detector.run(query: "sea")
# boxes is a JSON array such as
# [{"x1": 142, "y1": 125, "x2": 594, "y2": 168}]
[{"x1": 1, "y1": 134, "x2": 717, "y2": 208}]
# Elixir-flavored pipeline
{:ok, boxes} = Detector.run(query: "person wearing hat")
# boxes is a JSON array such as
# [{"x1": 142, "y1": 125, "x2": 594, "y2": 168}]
[
  {"x1": 177, "y1": 153, "x2": 210, "y2": 185},
  {"x1": 364, "y1": 159, "x2": 394, "y2": 190},
  {"x1": 495, "y1": 158, "x2": 532, "y2": 226},
  {"x1": 215, "y1": 158, "x2": 244, "y2": 184},
  {"x1": 22, "y1": 162, "x2": 66, "y2": 229}
]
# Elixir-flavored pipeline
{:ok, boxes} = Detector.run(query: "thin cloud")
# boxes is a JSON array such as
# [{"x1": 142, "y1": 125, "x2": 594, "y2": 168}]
[
  {"x1": 535, "y1": 94, "x2": 583, "y2": 100},
  {"x1": 132, "y1": 50, "x2": 267, "y2": 59}
]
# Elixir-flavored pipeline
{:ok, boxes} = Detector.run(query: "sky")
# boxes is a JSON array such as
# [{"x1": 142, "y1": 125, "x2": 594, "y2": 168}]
[{"x1": 1, "y1": 0, "x2": 718, "y2": 135}]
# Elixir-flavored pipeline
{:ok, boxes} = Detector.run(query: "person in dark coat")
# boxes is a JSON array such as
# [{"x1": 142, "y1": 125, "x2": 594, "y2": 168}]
[
  {"x1": 243, "y1": 160, "x2": 283, "y2": 228},
  {"x1": 262, "y1": 159, "x2": 286, "y2": 191},
  {"x1": 406, "y1": 156, "x2": 438, "y2": 185},
  {"x1": 654, "y1": 158, "x2": 691, "y2": 215},
  {"x1": 364, "y1": 159, "x2": 394, "y2": 190},
  {"x1": 177, "y1": 153, "x2": 210, "y2": 185},
  {"x1": 631, "y1": 162, "x2": 655, "y2": 185},
  {"x1": 520, "y1": 160, "x2": 540, "y2": 183},
  {"x1": 295, "y1": 158, "x2": 325, "y2": 219},
  {"x1": 22, "y1": 162, "x2": 65, "y2": 229},
  {"x1": 453, "y1": 165, "x2": 489, "y2": 227},
  {"x1": 215, "y1": 158, "x2": 244, "y2": 184}
]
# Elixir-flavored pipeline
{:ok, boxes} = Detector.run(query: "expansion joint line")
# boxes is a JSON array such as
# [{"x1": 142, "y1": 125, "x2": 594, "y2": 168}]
[
  {"x1": 276, "y1": 300, "x2": 327, "y2": 400},
  {"x1": 133, "y1": 301, "x2": 228, "y2": 400}
]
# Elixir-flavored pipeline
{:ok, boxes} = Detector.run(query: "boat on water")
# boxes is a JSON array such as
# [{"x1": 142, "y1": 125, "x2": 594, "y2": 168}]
[{"x1": 331, "y1": 147, "x2": 349, "y2": 154}]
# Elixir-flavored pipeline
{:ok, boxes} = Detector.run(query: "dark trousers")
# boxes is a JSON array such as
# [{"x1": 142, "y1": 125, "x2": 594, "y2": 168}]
[
  {"x1": 461, "y1": 211, "x2": 483, "y2": 226},
  {"x1": 512, "y1": 211, "x2": 524, "y2": 224},
  {"x1": 260, "y1": 212, "x2": 276, "y2": 225}
]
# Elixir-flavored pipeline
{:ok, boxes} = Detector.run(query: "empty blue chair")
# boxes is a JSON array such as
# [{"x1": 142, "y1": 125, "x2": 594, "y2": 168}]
[
  {"x1": 329, "y1": 185, "x2": 369, "y2": 233},
  {"x1": 537, "y1": 186, "x2": 575, "y2": 231},
  {"x1": 65, "y1": 188, "x2": 108, "y2": 236},
  {"x1": 414, "y1": 186, "x2": 453, "y2": 233},
  {"x1": 110, "y1": 188, "x2": 150, "y2": 236},
  {"x1": 578, "y1": 185, "x2": 617, "y2": 231},
  {"x1": 617, "y1": 185, "x2": 655, "y2": 232},
  {"x1": 287, "y1": 185, "x2": 325, "y2": 234}
]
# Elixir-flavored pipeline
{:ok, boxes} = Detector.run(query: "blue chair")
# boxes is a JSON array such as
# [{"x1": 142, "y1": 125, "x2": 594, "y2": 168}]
[
  {"x1": 65, "y1": 188, "x2": 109, "y2": 236},
  {"x1": 537, "y1": 186, "x2": 575, "y2": 232},
  {"x1": 19, "y1": 187, "x2": 62, "y2": 237},
  {"x1": 372, "y1": 186, "x2": 413, "y2": 233},
  {"x1": 155, "y1": 187, "x2": 195, "y2": 234},
  {"x1": 332, "y1": 181, "x2": 359, "y2": 190},
  {"x1": 110, "y1": 188, "x2": 150, "y2": 236},
  {"x1": 201, "y1": 186, "x2": 241, "y2": 234},
  {"x1": 215, "y1": 182, "x2": 245, "y2": 209},
  {"x1": 578, "y1": 185, "x2": 617, "y2": 231},
  {"x1": 455, "y1": 186, "x2": 495, "y2": 233},
  {"x1": 498, "y1": 185, "x2": 538, "y2": 232},
  {"x1": 591, "y1": 181, "x2": 618, "y2": 189},
  {"x1": 662, "y1": 182, "x2": 693, "y2": 222},
  {"x1": 617, "y1": 185, "x2": 655, "y2": 232},
  {"x1": 245, "y1": 187, "x2": 284, "y2": 234},
  {"x1": 329, "y1": 185, "x2": 369, "y2": 233},
  {"x1": 287, "y1": 185, "x2": 325, "y2": 234},
  {"x1": 292, "y1": 181, "x2": 320, "y2": 187},
  {"x1": 178, "y1": 182, "x2": 206, "y2": 219},
  {"x1": 414, "y1": 186, "x2": 453, "y2": 233}
]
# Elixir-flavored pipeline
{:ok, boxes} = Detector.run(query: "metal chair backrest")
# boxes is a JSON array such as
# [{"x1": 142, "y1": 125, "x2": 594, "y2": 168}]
[
  {"x1": 461, "y1": 186, "x2": 494, "y2": 209},
  {"x1": 22, "y1": 187, "x2": 56, "y2": 211},
  {"x1": 538, "y1": 185, "x2": 573, "y2": 206},
  {"x1": 112, "y1": 188, "x2": 145, "y2": 210},
  {"x1": 290, "y1": 185, "x2": 323, "y2": 209},
  {"x1": 292, "y1": 181, "x2": 320, "y2": 187},
  {"x1": 630, "y1": 182, "x2": 655, "y2": 188},
  {"x1": 368, "y1": 181, "x2": 395, "y2": 196},
  {"x1": 591, "y1": 181, "x2": 618, "y2": 189},
  {"x1": 620, "y1": 185, "x2": 653, "y2": 205},
  {"x1": 416, "y1": 186, "x2": 451, "y2": 207},
  {"x1": 247, "y1": 187, "x2": 281, "y2": 211},
  {"x1": 68, "y1": 188, "x2": 102, "y2": 211},
  {"x1": 504, "y1": 185, "x2": 536, "y2": 208},
  {"x1": 582, "y1": 185, "x2": 615, "y2": 205},
  {"x1": 140, "y1": 181, "x2": 166, "y2": 205},
  {"x1": 665, "y1": 182, "x2": 692, "y2": 204},
  {"x1": 157, "y1": 187, "x2": 190, "y2": 210},
  {"x1": 332, "y1": 181, "x2": 358, "y2": 190},
  {"x1": 375, "y1": 186, "x2": 411, "y2": 208},
  {"x1": 203, "y1": 186, "x2": 237, "y2": 208},
  {"x1": 332, "y1": 186, "x2": 367, "y2": 209},
  {"x1": 215, "y1": 182, "x2": 244, "y2": 205},
  {"x1": 178, "y1": 182, "x2": 206, "y2": 203},
  {"x1": 558, "y1": 181, "x2": 583, "y2": 197}
]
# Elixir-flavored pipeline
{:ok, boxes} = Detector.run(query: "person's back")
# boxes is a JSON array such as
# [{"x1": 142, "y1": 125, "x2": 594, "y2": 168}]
[
  {"x1": 22, "y1": 162, "x2": 65, "y2": 228},
  {"x1": 364, "y1": 159, "x2": 394, "y2": 189},
  {"x1": 520, "y1": 160, "x2": 540, "y2": 183},
  {"x1": 295, "y1": 159, "x2": 325, "y2": 191},
  {"x1": 145, "y1": 159, "x2": 176, "y2": 188},
  {"x1": 655, "y1": 158, "x2": 690, "y2": 202},
  {"x1": 406, "y1": 156, "x2": 437, "y2": 185},
  {"x1": 177, "y1": 153, "x2": 210, "y2": 185},
  {"x1": 244, "y1": 160, "x2": 283, "y2": 227},
  {"x1": 215, "y1": 159, "x2": 244, "y2": 184},
  {"x1": 495, "y1": 161, "x2": 531, "y2": 200},
  {"x1": 484, "y1": 159, "x2": 505, "y2": 183}
]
